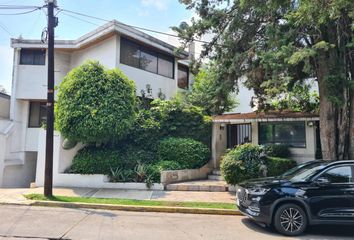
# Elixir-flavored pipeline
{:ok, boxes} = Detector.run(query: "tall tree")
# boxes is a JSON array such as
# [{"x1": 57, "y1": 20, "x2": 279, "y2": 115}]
[
  {"x1": 187, "y1": 63, "x2": 238, "y2": 115},
  {"x1": 174, "y1": 0, "x2": 354, "y2": 160}
]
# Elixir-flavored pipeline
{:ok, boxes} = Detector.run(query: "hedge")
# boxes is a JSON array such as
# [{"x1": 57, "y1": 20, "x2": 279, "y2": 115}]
[
  {"x1": 157, "y1": 137, "x2": 210, "y2": 169},
  {"x1": 265, "y1": 156, "x2": 297, "y2": 177},
  {"x1": 263, "y1": 144, "x2": 291, "y2": 158},
  {"x1": 220, "y1": 144, "x2": 262, "y2": 185}
]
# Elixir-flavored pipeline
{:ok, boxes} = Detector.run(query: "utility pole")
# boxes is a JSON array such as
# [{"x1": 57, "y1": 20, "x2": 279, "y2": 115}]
[{"x1": 44, "y1": 0, "x2": 57, "y2": 197}]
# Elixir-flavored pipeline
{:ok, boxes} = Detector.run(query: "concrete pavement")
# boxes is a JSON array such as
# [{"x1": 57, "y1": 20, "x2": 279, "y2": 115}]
[
  {"x1": 0, "y1": 205, "x2": 353, "y2": 240},
  {"x1": 0, "y1": 187, "x2": 236, "y2": 204}
]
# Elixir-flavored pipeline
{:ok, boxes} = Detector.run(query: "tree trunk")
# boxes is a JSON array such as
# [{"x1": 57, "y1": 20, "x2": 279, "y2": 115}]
[
  {"x1": 317, "y1": 57, "x2": 338, "y2": 160},
  {"x1": 349, "y1": 90, "x2": 354, "y2": 159}
]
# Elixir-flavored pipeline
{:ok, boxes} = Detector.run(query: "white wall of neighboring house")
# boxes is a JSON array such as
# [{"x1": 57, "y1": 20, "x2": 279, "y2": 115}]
[
  {"x1": 0, "y1": 94, "x2": 10, "y2": 119},
  {"x1": 1, "y1": 21, "x2": 193, "y2": 188}
]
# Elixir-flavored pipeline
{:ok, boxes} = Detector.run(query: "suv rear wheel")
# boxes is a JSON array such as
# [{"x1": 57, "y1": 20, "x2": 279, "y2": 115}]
[{"x1": 273, "y1": 203, "x2": 307, "y2": 236}]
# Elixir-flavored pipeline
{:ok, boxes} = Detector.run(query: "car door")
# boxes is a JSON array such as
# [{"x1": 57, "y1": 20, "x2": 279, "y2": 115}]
[{"x1": 306, "y1": 164, "x2": 354, "y2": 221}]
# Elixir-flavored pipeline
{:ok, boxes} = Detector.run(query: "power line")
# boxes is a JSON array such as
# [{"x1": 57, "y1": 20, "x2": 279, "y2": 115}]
[
  {"x1": 0, "y1": 5, "x2": 41, "y2": 9},
  {"x1": 58, "y1": 8, "x2": 211, "y2": 45},
  {"x1": 0, "y1": 21, "x2": 12, "y2": 36},
  {"x1": 0, "y1": 7, "x2": 42, "y2": 15},
  {"x1": 61, "y1": 11, "x2": 100, "y2": 27}
]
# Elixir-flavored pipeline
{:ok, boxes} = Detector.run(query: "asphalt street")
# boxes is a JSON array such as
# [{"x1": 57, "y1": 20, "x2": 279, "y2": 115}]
[{"x1": 0, "y1": 205, "x2": 353, "y2": 240}]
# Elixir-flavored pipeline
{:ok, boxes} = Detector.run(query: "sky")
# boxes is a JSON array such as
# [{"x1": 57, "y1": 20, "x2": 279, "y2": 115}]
[{"x1": 0, "y1": 0, "x2": 195, "y2": 94}]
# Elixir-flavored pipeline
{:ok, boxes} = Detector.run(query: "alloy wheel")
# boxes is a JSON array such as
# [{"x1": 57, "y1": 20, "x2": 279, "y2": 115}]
[{"x1": 280, "y1": 207, "x2": 303, "y2": 233}]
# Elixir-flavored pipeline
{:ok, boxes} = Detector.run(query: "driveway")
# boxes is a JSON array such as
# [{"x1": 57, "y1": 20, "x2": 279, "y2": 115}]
[{"x1": 0, "y1": 205, "x2": 353, "y2": 240}]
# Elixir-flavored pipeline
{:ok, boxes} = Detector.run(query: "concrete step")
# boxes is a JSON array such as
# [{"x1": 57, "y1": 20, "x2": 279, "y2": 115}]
[
  {"x1": 212, "y1": 170, "x2": 221, "y2": 175},
  {"x1": 4, "y1": 158, "x2": 24, "y2": 166},
  {"x1": 208, "y1": 174, "x2": 224, "y2": 181},
  {"x1": 165, "y1": 180, "x2": 228, "y2": 192}
]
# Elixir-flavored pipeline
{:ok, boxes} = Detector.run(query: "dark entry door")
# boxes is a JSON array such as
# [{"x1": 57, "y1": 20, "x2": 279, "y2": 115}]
[{"x1": 227, "y1": 124, "x2": 252, "y2": 148}]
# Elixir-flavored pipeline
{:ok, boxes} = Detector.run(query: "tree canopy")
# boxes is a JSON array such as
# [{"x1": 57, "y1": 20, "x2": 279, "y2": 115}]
[
  {"x1": 186, "y1": 63, "x2": 238, "y2": 115},
  {"x1": 174, "y1": 0, "x2": 354, "y2": 160}
]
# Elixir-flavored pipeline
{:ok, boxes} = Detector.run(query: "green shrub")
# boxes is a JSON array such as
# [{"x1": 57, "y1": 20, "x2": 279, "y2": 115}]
[
  {"x1": 150, "y1": 97, "x2": 212, "y2": 145},
  {"x1": 265, "y1": 157, "x2": 297, "y2": 177},
  {"x1": 220, "y1": 157, "x2": 248, "y2": 185},
  {"x1": 123, "y1": 145, "x2": 158, "y2": 165},
  {"x1": 221, "y1": 144, "x2": 262, "y2": 185},
  {"x1": 67, "y1": 146, "x2": 125, "y2": 175},
  {"x1": 55, "y1": 61, "x2": 137, "y2": 143},
  {"x1": 155, "y1": 160, "x2": 183, "y2": 171},
  {"x1": 263, "y1": 144, "x2": 291, "y2": 158},
  {"x1": 158, "y1": 137, "x2": 210, "y2": 169}
]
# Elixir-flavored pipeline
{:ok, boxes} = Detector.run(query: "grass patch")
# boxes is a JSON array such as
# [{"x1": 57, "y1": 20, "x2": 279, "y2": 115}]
[{"x1": 24, "y1": 194, "x2": 236, "y2": 210}]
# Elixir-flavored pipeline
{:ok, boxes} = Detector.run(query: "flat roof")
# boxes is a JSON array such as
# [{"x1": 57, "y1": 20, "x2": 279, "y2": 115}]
[{"x1": 213, "y1": 111, "x2": 319, "y2": 123}]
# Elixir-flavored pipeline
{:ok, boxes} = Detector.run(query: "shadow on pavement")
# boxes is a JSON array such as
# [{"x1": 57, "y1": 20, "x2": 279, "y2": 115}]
[{"x1": 241, "y1": 218, "x2": 354, "y2": 239}]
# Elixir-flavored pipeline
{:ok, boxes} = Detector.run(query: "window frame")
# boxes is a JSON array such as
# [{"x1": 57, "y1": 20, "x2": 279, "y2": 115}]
[
  {"x1": 19, "y1": 49, "x2": 46, "y2": 65},
  {"x1": 258, "y1": 121, "x2": 307, "y2": 148},
  {"x1": 177, "y1": 64, "x2": 189, "y2": 90},
  {"x1": 313, "y1": 165, "x2": 354, "y2": 184},
  {"x1": 28, "y1": 101, "x2": 47, "y2": 128},
  {"x1": 120, "y1": 37, "x2": 175, "y2": 79}
]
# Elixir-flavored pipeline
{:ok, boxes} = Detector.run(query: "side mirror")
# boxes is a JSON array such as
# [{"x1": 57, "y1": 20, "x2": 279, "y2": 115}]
[{"x1": 314, "y1": 177, "x2": 330, "y2": 186}]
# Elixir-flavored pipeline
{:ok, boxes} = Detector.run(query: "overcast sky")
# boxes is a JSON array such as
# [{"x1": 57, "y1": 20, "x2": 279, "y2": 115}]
[{"x1": 0, "y1": 0, "x2": 195, "y2": 93}]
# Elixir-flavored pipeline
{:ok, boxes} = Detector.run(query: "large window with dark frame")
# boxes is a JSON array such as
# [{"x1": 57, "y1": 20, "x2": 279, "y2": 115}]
[
  {"x1": 20, "y1": 49, "x2": 46, "y2": 65},
  {"x1": 259, "y1": 121, "x2": 306, "y2": 148},
  {"x1": 28, "y1": 102, "x2": 47, "y2": 128},
  {"x1": 177, "y1": 64, "x2": 189, "y2": 90},
  {"x1": 120, "y1": 37, "x2": 174, "y2": 78}
]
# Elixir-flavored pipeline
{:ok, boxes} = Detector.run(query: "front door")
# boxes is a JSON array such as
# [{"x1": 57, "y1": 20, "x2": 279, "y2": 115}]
[{"x1": 227, "y1": 124, "x2": 252, "y2": 149}]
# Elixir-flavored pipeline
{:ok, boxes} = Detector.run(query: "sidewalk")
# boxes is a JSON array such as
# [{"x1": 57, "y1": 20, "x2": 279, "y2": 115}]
[{"x1": 0, "y1": 187, "x2": 236, "y2": 204}]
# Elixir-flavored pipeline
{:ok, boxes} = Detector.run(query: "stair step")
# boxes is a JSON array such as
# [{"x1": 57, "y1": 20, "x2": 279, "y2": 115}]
[
  {"x1": 165, "y1": 180, "x2": 228, "y2": 192},
  {"x1": 208, "y1": 175, "x2": 224, "y2": 181},
  {"x1": 212, "y1": 170, "x2": 221, "y2": 175},
  {"x1": 4, "y1": 159, "x2": 24, "y2": 166}
]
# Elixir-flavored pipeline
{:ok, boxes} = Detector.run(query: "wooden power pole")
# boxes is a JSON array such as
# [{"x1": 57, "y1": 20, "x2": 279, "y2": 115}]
[{"x1": 44, "y1": 0, "x2": 57, "y2": 197}]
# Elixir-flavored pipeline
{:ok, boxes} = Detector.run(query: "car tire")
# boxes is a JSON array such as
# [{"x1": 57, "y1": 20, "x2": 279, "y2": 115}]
[{"x1": 273, "y1": 203, "x2": 307, "y2": 236}]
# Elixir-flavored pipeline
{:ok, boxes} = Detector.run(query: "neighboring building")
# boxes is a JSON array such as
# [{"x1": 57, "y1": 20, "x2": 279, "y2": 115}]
[
  {"x1": 211, "y1": 111, "x2": 320, "y2": 169},
  {"x1": 0, "y1": 92, "x2": 10, "y2": 119},
  {"x1": 0, "y1": 20, "x2": 193, "y2": 187}
]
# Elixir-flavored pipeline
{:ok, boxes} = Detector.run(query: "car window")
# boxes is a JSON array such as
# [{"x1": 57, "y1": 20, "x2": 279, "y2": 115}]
[
  {"x1": 287, "y1": 164, "x2": 326, "y2": 182},
  {"x1": 321, "y1": 166, "x2": 353, "y2": 183},
  {"x1": 281, "y1": 161, "x2": 319, "y2": 178}
]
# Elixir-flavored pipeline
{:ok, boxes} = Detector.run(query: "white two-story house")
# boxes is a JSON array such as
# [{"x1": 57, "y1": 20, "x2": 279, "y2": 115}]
[{"x1": 0, "y1": 20, "x2": 193, "y2": 188}]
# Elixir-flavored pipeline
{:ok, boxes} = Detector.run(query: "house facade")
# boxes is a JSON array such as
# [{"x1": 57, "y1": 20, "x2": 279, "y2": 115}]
[
  {"x1": 211, "y1": 111, "x2": 320, "y2": 169},
  {"x1": 0, "y1": 20, "x2": 193, "y2": 188}
]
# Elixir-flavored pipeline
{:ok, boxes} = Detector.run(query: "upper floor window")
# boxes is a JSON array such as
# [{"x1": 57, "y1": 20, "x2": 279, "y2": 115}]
[
  {"x1": 178, "y1": 64, "x2": 189, "y2": 90},
  {"x1": 20, "y1": 49, "x2": 46, "y2": 65},
  {"x1": 28, "y1": 101, "x2": 47, "y2": 128},
  {"x1": 120, "y1": 37, "x2": 174, "y2": 78},
  {"x1": 259, "y1": 121, "x2": 306, "y2": 148}
]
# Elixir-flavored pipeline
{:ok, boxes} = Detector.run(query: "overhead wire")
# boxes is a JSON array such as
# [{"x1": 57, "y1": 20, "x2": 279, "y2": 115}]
[{"x1": 57, "y1": 8, "x2": 211, "y2": 45}]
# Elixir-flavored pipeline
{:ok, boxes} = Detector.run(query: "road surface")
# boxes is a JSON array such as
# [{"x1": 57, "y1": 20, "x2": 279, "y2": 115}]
[{"x1": 0, "y1": 205, "x2": 353, "y2": 240}]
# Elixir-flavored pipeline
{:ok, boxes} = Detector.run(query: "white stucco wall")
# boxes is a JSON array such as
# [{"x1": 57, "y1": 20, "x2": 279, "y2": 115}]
[
  {"x1": 71, "y1": 35, "x2": 117, "y2": 69},
  {"x1": 0, "y1": 96, "x2": 10, "y2": 119},
  {"x1": 2, "y1": 152, "x2": 37, "y2": 188}
]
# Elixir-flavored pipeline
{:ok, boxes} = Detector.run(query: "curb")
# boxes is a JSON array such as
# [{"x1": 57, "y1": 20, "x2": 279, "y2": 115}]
[{"x1": 22, "y1": 201, "x2": 242, "y2": 216}]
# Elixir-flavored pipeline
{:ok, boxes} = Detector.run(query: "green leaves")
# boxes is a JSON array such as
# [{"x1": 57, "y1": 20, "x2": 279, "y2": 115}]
[
  {"x1": 186, "y1": 63, "x2": 238, "y2": 115},
  {"x1": 158, "y1": 137, "x2": 210, "y2": 169},
  {"x1": 55, "y1": 61, "x2": 137, "y2": 144}
]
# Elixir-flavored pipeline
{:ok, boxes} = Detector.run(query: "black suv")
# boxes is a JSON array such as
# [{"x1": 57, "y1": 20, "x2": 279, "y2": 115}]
[{"x1": 236, "y1": 160, "x2": 354, "y2": 236}]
